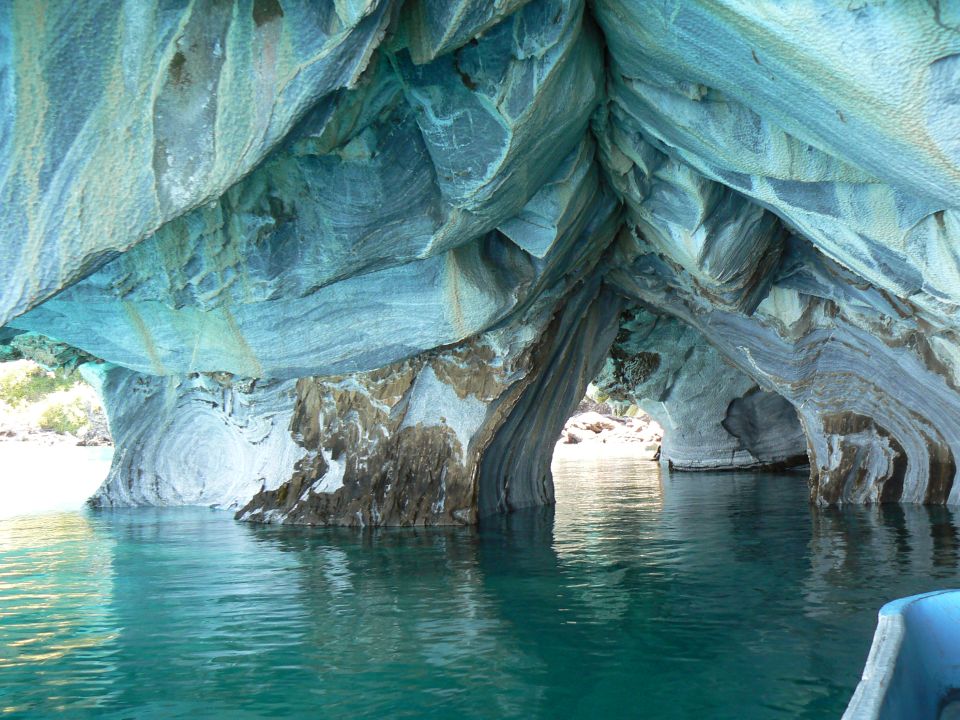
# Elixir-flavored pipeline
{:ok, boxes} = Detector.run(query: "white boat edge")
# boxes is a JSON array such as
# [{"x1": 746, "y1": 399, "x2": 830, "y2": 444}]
[{"x1": 843, "y1": 589, "x2": 960, "y2": 720}]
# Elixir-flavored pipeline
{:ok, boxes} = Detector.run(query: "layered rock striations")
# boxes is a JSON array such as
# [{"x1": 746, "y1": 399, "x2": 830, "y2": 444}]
[
  {"x1": 88, "y1": 365, "x2": 306, "y2": 509},
  {"x1": 4, "y1": 1, "x2": 960, "y2": 521},
  {"x1": 237, "y1": 278, "x2": 620, "y2": 526},
  {"x1": 593, "y1": 308, "x2": 807, "y2": 472},
  {"x1": 607, "y1": 229, "x2": 960, "y2": 506},
  {"x1": 0, "y1": 1, "x2": 395, "y2": 327}
]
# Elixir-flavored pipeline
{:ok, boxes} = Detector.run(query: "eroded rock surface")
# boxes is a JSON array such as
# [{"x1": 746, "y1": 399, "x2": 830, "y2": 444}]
[
  {"x1": 594, "y1": 309, "x2": 807, "y2": 471},
  {"x1": 4, "y1": 1, "x2": 960, "y2": 519},
  {"x1": 0, "y1": 1, "x2": 394, "y2": 327},
  {"x1": 235, "y1": 278, "x2": 621, "y2": 526},
  {"x1": 88, "y1": 366, "x2": 306, "y2": 509}
]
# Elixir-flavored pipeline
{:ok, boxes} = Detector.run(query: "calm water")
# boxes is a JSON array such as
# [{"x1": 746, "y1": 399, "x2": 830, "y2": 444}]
[{"x1": 3, "y1": 455, "x2": 960, "y2": 719}]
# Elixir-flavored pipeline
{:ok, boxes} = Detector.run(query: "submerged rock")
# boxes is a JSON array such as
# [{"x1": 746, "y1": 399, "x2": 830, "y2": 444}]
[{"x1": 4, "y1": 1, "x2": 960, "y2": 520}]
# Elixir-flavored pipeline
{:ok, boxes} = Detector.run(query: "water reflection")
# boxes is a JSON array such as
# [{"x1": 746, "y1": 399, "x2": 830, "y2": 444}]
[
  {"x1": 1, "y1": 461, "x2": 960, "y2": 718},
  {"x1": 0, "y1": 513, "x2": 116, "y2": 715}
]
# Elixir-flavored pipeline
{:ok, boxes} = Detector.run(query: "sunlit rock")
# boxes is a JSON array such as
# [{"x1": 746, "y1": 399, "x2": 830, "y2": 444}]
[{"x1": 87, "y1": 364, "x2": 306, "y2": 509}]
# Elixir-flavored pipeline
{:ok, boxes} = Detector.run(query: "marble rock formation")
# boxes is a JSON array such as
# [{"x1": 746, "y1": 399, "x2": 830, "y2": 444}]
[
  {"x1": 593, "y1": 308, "x2": 807, "y2": 472},
  {"x1": 4, "y1": 1, "x2": 960, "y2": 521},
  {"x1": 0, "y1": 1, "x2": 395, "y2": 326},
  {"x1": 238, "y1": 280, "x2": 621, "y2": 525},
  {"x1": 85, "y1": 364, "x2": 306, "y2": 509}
]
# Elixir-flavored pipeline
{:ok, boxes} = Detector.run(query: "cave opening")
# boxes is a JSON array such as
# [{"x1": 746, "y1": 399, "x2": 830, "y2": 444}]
[
  {"x1": 3, "y1": 0, "x2": 960, "y2": 715},
  {"x1": 476, "y1": 301, "x2": 811, "y2": 523},
  {"x1": 553, "y1": 385, "x2": 663, "y2": 461},
  {"x1": 0, "y1": 332, "x2": 114, "y2": 517},
  {"x1": 549, "y1": 384, "x2": 663, "y2": 506}
]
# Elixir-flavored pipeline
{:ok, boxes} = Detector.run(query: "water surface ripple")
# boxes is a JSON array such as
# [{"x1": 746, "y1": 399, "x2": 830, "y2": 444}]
[{"x1": 3, "y1": 457, "x2": 959, "y2": 718}]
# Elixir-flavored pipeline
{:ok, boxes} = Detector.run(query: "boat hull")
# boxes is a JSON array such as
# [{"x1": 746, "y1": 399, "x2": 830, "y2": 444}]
[{"x1": 845, "y1": 590, "x2": 960, "y2": 720}]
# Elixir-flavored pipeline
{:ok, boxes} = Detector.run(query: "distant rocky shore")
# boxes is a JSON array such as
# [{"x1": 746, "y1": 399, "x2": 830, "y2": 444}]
[
  {"x1": 1, "y1": 413, "x2": 112, "y2": 447},
  {"x1": 556, "y1": 399, "x2": 662, "y2": 459},
  {"x1": 0, "y1": 360, "x2": 111, "y2": 447}
]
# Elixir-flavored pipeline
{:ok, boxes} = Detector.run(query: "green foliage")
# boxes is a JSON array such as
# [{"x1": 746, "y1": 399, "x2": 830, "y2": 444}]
[
  {"x1": 0, "y1": 364, "x2": 78, "y2": 407},
  {"x1": 591, "y1": 388, "x2": 611, "y2": 404},
  {"x1": 37, "y1": 400, "x2": 88, "y2": 435}
]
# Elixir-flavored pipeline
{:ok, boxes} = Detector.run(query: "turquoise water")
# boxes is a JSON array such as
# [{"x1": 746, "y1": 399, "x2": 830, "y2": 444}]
[{"x1": 3, "y1": 456, "x2": 960, "y2": 719}]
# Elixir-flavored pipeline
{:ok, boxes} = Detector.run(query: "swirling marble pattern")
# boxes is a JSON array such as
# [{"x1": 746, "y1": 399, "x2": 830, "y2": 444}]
[
  {"x1": 4, "y1": 1, "x2": 960, "y2": 520},
  {"x1": 0, "y1": 0, "x2": 393, "y2": 326},
  {"x1": 592, "y1": 307, "x2": 807, "y2": 472},
  {"x1": 87, "y1": 365, "x2": 306, "y2": 509}
]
